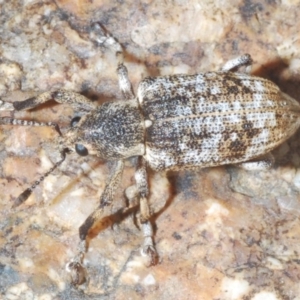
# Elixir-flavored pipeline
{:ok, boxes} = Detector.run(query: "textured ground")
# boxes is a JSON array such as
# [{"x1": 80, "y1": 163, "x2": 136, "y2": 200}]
[{"x1": 1, "y1": 0, "x2": 300, "y2": 299}]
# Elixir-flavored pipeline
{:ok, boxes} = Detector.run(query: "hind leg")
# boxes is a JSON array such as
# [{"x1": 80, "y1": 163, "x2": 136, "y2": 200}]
[{"x1": 236, "y1": 153, "x2": 274, "y2": 171}]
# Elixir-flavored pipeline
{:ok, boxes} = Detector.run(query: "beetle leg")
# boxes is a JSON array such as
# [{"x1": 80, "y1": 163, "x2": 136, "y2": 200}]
[
  {"x1": 115, "y1": 38, "x2": 135, "y2": 100},
  {"x1": 89, "y1": 23, "x2": 123, "y2": 56},
  {"x1": 134, "y1": 157, "x2": 150, "y2": 222},
  {"x1": 125, "y1": 182, "x2": 157, "y2": 265},
  {"x1": 134, "y1": 157, "x2": 158, "y2": 265},
  {"x1": 221, "y1": 54, "x2": 253, "y2": 73},
  {"x1": 66, "y1": 160, "x2": 124, "y2": 285},
  {"x1": 0, "y1": 99, "x2": 14, "y2": 111},
  {"x1": 125, "y1": 184, "x2": 139, "y2": 206},
  {"x1": 140, "y1": 220, "x2": 158, "y2": 265},
  {"x1": 117, "y1": 59, "x2": 135, "y2": 100},
  {"x1": 3, "y1": 90, "x2": 96, "y2": 112},
  {"x1": 236, "y1": 153, "x2": 274, "y2": 171},
  {"x1": 89, "y1": 23, "x2": 134, "y2": 99}
]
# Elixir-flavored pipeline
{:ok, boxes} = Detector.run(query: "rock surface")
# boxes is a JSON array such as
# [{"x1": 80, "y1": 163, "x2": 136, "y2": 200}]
[{"x1": 1, "y1": 1, "x2": 300, "y2": 299}]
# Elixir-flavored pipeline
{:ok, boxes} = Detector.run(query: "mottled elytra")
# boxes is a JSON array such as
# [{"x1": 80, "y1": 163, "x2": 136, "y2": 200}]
[{"x1": 1, "y1": 23, "x2": 300, "y2": 286}]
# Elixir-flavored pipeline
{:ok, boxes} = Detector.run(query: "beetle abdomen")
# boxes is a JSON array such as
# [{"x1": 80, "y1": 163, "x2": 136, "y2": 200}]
[{"x1": 138, "y1": 72, "x2": 300, "y2": 171}]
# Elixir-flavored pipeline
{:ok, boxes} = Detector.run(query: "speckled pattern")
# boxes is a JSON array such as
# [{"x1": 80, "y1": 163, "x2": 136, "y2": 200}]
[
  {"x1": 1, "y1": 0, "x2": 300, "y2": 299},
  {"x1": 139, "y1": 72, "x2": 300, "y2": 170}
]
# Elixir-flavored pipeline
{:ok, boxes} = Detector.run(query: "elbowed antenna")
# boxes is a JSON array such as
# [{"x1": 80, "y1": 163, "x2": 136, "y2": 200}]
[
  {"x1": 0, "y1": 117, "x2": 62, "y2": 135},
  {"x1": 0, "y1": 114, "x2": 68, "y2": 206},
  {"x1": 13, "y1": 148, "x2": 70, "y2": 207}
]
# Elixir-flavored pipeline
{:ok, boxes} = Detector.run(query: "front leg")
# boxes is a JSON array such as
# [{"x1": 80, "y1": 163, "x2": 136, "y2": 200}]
[
  {"x1": 117, "y1": 62, "x2": 135, "y2": 100},
  {"x1": 0, "y1": 90, "x2": 96, "y2": 112},
  {"x1": 66, "y1": 160, "x2": 124, "y2": 285},
  {"x1": 89, "y1": 23, "x2": 135, "y2": 100},
  {"x1": 0, "y1": 90, "x2": 97, "y2": 136},
  {"x1": 221, "y1": 53, "x2": 253, "y2": 73}
]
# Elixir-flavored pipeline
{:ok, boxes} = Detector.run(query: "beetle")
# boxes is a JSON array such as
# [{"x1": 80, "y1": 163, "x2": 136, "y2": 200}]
[{"x1": 1, "y1": 23, "x2": 300, "y2": 285}]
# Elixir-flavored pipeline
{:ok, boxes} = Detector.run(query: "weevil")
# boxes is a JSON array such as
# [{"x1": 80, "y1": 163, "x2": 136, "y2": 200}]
[{"x1": 1, "y1": 23, "x2": 300, "y2": 285}]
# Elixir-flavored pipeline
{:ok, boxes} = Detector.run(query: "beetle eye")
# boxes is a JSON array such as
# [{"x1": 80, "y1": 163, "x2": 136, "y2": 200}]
[
  {"x1": 75, "y1": 144, "x2": 88, "y2": 156},
  {"x1": 70, "y1": 116, "x2": 81, "y2": 127}
]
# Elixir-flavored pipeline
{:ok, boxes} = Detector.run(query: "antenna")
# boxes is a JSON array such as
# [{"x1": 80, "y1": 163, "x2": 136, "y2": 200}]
[
  {"x1": 13, "y1": 148, "x2": 70, "y2": 208},
  {"x1": 0, "y1": 117, "x2": 62, "y2": 135},
  {"x1": 0, "y1": 116, "x2": 68, "y2": 207}
]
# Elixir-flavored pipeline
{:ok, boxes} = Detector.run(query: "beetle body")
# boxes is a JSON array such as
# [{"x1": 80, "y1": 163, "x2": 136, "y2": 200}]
[{"x1": 68, "y1": 71, "x2": 300, "y2": 171}]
